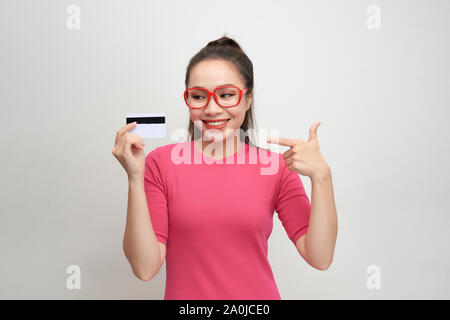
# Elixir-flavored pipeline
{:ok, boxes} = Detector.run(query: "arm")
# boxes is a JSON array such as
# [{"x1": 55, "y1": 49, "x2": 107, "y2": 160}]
[
  {"x1": 123, "y1": 177, "x2": 165, "y2": 281},
  {"x1": 296, "y1": 168, "x2": 338, "y2": 270}
]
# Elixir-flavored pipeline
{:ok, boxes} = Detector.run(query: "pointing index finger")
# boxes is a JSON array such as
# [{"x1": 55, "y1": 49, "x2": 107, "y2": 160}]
[
  {"x1": 266, "y1": 137, "x2": 298, "y2": 147},
  {"x1": 118, "y1": 121, "x2": 137, "y2": 138}
]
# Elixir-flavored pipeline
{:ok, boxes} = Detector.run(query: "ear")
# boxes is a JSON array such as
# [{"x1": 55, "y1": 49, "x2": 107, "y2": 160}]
[{"x1": 245, "y1": 93, "x2": 253, "y2": 111}]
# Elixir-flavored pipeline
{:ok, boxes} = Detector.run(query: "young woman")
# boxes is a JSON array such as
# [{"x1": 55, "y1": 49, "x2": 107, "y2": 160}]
[{"x1": 112, "y1": 36, "x2": 338, "y2": 300}]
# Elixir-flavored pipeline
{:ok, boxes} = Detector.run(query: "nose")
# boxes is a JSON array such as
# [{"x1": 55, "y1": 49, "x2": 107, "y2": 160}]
[{"x1": 204, "y1": 95, "x2": 224, "y2": 114}]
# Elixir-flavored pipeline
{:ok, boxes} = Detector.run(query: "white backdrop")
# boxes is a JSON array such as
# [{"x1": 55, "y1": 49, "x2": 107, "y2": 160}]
[{"x1": 0, "y1": 0, "x2": 449, "y2": 299}]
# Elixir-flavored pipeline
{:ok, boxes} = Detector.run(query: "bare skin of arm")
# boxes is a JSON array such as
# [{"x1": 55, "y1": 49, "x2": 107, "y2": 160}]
[
  {"x1": 295, "y1": 171, "x2": 337, "y2": 271},
  {"x1": 123, "y1": 177, "x2": 166, "y2": 281}
]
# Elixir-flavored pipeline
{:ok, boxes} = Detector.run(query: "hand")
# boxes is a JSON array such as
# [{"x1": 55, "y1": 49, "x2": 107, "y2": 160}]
[
  {"x1": 266, "y1": 121, "x2": 330, "y2": 180},
  {"x1": 112, "y1": 122, "x2": 146, "y2": 181}
]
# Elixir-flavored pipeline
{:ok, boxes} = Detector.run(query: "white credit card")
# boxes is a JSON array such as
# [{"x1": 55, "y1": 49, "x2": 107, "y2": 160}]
[{"x1": 126, "y1": 113, "x2": 166, "y2": 138}]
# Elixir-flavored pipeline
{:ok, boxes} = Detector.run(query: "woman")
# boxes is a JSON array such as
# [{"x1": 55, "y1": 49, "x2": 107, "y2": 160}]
[{"x1": 112, "y1": 36, "x2": 338, "y2": 300}]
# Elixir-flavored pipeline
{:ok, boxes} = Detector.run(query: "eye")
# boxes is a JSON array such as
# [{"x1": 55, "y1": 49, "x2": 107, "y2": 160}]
[{"x1": 221, "y1": 94, "x2": 235, "y2": 98}]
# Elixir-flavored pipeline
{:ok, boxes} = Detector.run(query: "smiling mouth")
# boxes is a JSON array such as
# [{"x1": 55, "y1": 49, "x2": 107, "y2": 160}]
[{"x1": 202, "y1": 119, "x2": 230, "y2": 125}]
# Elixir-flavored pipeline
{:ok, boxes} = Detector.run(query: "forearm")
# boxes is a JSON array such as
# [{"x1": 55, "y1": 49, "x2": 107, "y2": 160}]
[
  {"x1": 304, "y1": 169, "x2": 338, "y2": 270},
  {"x1": 123, "y1": 177, "x2": 162, "y2": 280}
]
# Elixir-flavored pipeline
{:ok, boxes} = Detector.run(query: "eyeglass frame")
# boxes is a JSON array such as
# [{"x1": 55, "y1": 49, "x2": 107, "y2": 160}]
[{"x1": 183, "y1": 85, "x2": 248, "y2": 109}]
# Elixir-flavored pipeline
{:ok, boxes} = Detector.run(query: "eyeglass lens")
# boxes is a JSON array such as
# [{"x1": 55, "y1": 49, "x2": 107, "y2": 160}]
[{"x1": 186, "y1": 87, "x2": 240, "y2": 108}]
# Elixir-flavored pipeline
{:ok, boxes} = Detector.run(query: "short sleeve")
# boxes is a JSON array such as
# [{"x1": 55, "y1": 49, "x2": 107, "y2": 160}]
[
  {"x1": 144, "y1": 148, "x2": 169, "y2": 245},
  {"x1": 275, "y1": 155, "x2": 311, "y2": 245}
]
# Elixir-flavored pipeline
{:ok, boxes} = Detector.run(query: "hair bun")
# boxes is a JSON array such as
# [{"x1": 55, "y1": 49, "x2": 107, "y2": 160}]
[{"x1": 206, "y1": 36, "x2": 242, "y2": 51}]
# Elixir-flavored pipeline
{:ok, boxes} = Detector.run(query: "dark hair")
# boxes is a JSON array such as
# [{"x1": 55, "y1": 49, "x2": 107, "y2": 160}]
[{"x1": 185, "y1": 35, "x2": 258, "y2": 148}]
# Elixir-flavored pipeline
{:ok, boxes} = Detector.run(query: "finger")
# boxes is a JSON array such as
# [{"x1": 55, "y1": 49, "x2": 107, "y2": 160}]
[
  {"x1": 115, "y1": 122, "x2": 137, "y2": 146},
  {"x1": 282, "y1": 148, "x2": 294, "y2": 160},
  {"x1": 285, "y1": 156, "x2": 296, "y2": 166},
  {"x1": 118, "y1": 133, "x2": 133, "y2": 157},
  {"x1": 124, "y1": 138, "x2": 143, "y2": 155},
  {"x1": 266, "y1": 136, "x2": 300, "y2": 147},
  {"x1": 117, "y1": 133, "x2": 128, "y2": 157},
  {"x1": 308, "y1": 121, "x2": 321, "y2": 143},
  {"x1": 129, "y1": 136, "x2": 145, "y2": 150},
  {"x1": 117, "y1": 122, "x2": 138, "y2": 140},
  {"x1": 126, "y1": 132, "x2": 145, "y2": 147},
  {"x1": 123, "y1": 132, "x2": 145, "y2": 152},
  {"x1": 287, "y1": 162, "x2": 299, "y2": 172}
]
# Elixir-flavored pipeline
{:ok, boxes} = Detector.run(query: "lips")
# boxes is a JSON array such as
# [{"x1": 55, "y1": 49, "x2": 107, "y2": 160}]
[{"x1": 202, "y1": 119, "x2": 230, "y2": 129}]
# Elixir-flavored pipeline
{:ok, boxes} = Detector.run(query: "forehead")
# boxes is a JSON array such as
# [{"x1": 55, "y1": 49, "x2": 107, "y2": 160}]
[{"x1": 188, "y1": 59, "x2": 244, "y2": 89}]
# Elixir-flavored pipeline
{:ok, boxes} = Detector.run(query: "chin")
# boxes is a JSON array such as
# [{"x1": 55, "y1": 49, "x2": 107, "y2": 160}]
[
  {"x1": 203, "y1": 131, "x2": 224, "y2": 142},
  {"x1": 204, "y1": 129, "x2": 238, "y2": 143}
]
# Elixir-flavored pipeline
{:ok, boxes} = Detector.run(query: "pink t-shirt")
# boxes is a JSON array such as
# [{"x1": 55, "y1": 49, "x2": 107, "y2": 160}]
[{"x1": 144, "y1": 140, "x2": 311, "y2": 300}]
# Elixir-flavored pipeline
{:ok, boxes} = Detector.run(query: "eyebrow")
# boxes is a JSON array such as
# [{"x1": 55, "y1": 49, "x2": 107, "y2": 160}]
[{"x1": 190, "y1": 83, "x2": 236, "y2": 89}]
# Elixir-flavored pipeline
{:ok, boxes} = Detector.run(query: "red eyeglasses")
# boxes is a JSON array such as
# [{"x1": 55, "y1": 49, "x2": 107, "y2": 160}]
[{"x1": 184, "y1": 85, "x2": 248, "y2": 109}]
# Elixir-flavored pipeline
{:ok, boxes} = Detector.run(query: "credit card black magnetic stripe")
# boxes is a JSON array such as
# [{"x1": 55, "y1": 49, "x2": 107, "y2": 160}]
[{"x1": 126, "y1": 117, "x2": 165, "y2": 124}]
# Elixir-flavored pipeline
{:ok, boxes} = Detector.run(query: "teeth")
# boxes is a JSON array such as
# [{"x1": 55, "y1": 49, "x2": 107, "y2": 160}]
[{"x1": 205, "y1": 120, "x2": 227, "y2": 126}]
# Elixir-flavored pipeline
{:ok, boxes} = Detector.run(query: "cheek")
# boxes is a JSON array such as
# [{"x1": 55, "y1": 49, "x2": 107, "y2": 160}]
[
  {"x1": 189, "y1": 112, "x2": 203, "y2": 130},
  {"x1": 230, "y1": 109, "x2": 246, "y2": 123},
  {"x1": 189, "y1": 111, "x2": 201, "y2": 121}
]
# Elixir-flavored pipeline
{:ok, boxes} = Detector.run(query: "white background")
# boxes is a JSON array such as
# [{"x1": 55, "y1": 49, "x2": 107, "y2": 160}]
[{"x1": 0, "y1": 0, "x2": 449, "y2": 299}]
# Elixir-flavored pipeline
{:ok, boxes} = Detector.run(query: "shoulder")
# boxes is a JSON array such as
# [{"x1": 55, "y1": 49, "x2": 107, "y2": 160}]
[{"x1": 246, "y1": 143, "x2": 286, "y2": 177}]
